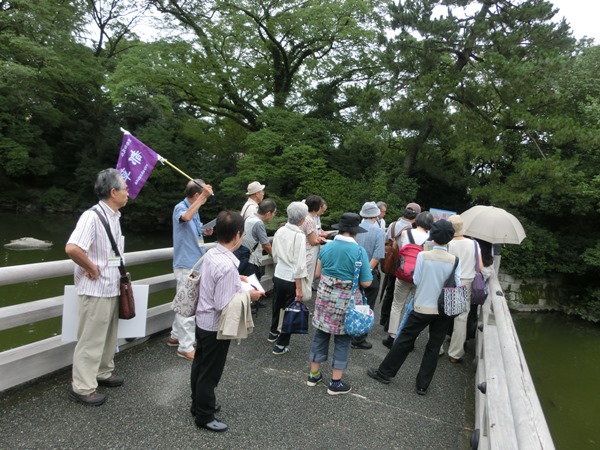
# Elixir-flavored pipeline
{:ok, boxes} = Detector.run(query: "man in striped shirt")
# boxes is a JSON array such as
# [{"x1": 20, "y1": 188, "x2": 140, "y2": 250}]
[{"x1": 65, "y1": 169, "x2": 129, "y2": 406}]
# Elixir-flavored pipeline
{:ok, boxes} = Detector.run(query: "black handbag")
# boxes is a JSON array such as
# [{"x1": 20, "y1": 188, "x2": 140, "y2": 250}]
[
  {"x1": 279, "y1": 301, "x2": 309, "y2": 334},
  {"x1": 93, "y1": 208, "x2": 136, "y2": 320}
]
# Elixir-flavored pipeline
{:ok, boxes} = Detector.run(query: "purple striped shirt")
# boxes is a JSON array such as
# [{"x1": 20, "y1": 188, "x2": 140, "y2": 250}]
[
  {"x1": 196, "y1": 244, "x2": 242, "y2": 331},
  {"x1": 67, "y1": 201, "x2": 123, "y2": 297}
]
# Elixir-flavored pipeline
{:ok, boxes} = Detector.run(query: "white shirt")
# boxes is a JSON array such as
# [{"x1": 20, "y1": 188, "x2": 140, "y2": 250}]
[
  {"x1": 448, "y1": 238, "x2": 480, "y2": 280},
  {"x1": 272, "y1": 223, "x2": 308, "y2": 282},
  {"x1": 400, "y1": 228, "x2": 429, "y2": 247},
  {"x1": 241, "y1": 198, "x2": 259, "y2": 220},
  {"x1": 67, "y1": 201, "x2": 123, "y2": 297}
]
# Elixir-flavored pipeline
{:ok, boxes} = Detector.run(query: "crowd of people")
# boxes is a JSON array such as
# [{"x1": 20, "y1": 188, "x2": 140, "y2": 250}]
[{"x1": 64, "y1": 170, "x2": 493, "y2": 433}]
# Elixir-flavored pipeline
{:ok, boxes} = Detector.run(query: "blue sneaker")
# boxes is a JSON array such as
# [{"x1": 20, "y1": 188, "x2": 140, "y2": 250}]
[
  {"x1": 272, "y1": 345, "x2": 290, "y2": 355},
  {"x1": 307, "y1": 374, "x2": 323, "y2": 387},
  {"x1": 267, "y1": 332, "x2": 280, "y2": 343},
  {"x1": 327, "y1": 380, "x2": 352, "y2": 395}
]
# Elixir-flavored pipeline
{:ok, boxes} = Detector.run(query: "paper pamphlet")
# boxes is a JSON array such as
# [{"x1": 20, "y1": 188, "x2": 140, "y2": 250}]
[
  {"x1": 241, "y1": 273, "x2": 265, "y2": 292},
  {"x1": 201, "y1": 218, "x2": 216, "y2": 231}
]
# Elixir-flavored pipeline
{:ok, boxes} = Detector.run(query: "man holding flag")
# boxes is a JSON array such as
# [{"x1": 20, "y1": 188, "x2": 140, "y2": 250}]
[
  {"x1": 115, "y1": 130, "x2": 216, "y2": 360},
  {"x1": 169, "y1": 179, "x2": 214, "y2": 360}
]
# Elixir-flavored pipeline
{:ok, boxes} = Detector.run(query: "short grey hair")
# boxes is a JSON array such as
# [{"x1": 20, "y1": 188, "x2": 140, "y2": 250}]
[
  {"x1": 377, "y1": 201, "x2": 387, "y2": 209},
  {"x1": 94, "y1": 168, "x2": 124, "y2": 200},
  {"x1": 287, "y1": 201, "x2": 308, "y2": 225}
]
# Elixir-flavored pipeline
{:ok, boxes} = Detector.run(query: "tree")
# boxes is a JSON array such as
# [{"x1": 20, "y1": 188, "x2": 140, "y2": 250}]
[
  {"x1": 0, "y1": 1, "x2": 97, "y2": 187},
  {"x1": 115, "y1": 0, "x2": 388, "y2": 131},
  {"x1": 382, "y1": 0, "x2": 576, "y2": 206},
  {"x1": 85, "y1": 0, "x2": 150, "y2": 58}
]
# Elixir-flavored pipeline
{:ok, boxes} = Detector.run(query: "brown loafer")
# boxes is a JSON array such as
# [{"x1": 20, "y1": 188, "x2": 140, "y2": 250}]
[
  {"x1": 167, "y1": 337, "x2": 179, "y2": 347},
  {"x1": 449, "y1": 356, "x2": 463, "y2": 364},
  {"x1": 68, "y1": 387, "x2": 106, "y2": 406}
]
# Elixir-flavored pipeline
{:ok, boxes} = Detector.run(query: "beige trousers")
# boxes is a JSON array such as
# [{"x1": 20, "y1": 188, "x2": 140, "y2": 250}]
[
  {"x1": 388, "y1": 278, "x2": 416, "y2": 337},
  {"x1": 306, "y1": 244, "x2": 320, "y2": 289},
  {"x1": 72, "y1": 295, "x2": 119, "y2": 395},
  {"x1": 448, "y1": 280, "x2": 473, "y2": 359}
]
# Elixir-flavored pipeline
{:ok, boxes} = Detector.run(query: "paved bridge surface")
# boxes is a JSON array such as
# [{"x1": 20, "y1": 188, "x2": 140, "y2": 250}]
[{"x1": 0, "y1": 296, "x2": 474, "y2": 449}]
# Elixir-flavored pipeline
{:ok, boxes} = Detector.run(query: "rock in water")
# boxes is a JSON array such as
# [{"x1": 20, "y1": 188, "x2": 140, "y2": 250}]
[{"x1": 4, "y1": 237, "x2": 54, "y2": 250}]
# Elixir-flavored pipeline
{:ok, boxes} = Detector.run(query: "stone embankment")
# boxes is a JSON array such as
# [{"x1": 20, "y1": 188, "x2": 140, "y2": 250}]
[{"x1": 498, "y1": 271, "x2": 561, "y2": 313}]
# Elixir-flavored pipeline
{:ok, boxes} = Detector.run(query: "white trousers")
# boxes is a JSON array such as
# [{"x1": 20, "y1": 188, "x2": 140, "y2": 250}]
[
  {"x1": 448, "y1": 279, "x2": 473, "y2": 359},
  {"x1": 72, "y1": 295, "x2": 119, "y2": 395},
  {"x1": 171, "y1": 268, "x2": 196, "y2": 353}
]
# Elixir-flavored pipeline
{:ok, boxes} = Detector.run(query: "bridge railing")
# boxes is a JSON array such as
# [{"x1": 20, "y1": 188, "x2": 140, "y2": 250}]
[
  {"x1": 0, "y1": 245, "x2": 274, "y2": 392},
  {"x1": 472, "y1": 267, "x2": 555, "y2": 449}
]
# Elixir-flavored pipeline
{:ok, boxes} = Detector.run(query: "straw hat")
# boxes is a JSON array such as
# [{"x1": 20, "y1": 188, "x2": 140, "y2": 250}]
[{"x1": 246, "y1": 181, "x2": 265, "y2": 195}]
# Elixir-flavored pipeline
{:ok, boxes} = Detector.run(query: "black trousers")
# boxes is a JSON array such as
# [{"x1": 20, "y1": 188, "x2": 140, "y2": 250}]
[
  {"x1": 352, "y1": 269, "x2": 380, "y2": 344},
  {"x1": 270, "y1": 277, "x2": 296, "y2": 346},
  {"x1": 240, "y1": 262, "x2": 264, "y2": 280},
  {"x1": 378, "y1": 311, "x2": 451, "y2": 391},
  {"x1": 379, "y1": 273, "x2": 396, "y2": 330},
  {"x1": 190, "y1": 327, "x2": 231, "y2": 424}
]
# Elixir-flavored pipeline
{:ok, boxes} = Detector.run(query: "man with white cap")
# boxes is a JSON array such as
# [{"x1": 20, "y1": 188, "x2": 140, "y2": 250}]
[
  {"x1": 352, "y1": 201, "x2": 386, "y2": 350},
  {"x1": 241, "y1": 181, "x2": 266, "y2": 220}
]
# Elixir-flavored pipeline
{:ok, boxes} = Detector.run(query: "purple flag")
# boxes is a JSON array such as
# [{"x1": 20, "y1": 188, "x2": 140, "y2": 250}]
[{"x1": 116, "y1": 134, "x2": 160, "y2": 199}]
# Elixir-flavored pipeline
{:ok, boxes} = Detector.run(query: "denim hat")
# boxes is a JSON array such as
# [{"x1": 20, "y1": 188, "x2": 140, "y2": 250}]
[
  {"x1": 332, "y1": 212, "x2": 367, "y2": 234},
  {"x1": 359, "y1": 201, "x2": 380, "y2": 218}
]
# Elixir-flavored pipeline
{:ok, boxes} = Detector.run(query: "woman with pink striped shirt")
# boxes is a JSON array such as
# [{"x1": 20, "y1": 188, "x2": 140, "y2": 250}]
[{"x1": 191, "y1": 211, "x2": 263, "y2": 433}]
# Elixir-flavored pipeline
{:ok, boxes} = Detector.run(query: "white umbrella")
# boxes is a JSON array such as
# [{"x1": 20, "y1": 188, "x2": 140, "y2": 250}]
[{"x1": 460, "y1": 205, "x2": 526, "y2": 244}]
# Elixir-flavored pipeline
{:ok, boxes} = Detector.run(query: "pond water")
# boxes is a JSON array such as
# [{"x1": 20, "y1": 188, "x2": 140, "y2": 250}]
[
  {"x1": 0, "y1": 211, "x2": 174, "y2": 351},
  {"x1": 513, "y1": 312, "x2": 600, "y2": 450}
]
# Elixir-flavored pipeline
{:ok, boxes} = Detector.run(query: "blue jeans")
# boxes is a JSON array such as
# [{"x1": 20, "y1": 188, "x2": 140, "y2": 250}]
[{"x1": 309, "y1": 329, "x2": 352, "y2": 370}]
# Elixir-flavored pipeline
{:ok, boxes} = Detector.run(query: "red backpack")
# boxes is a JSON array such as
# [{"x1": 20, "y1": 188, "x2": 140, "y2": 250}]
[{"x1": 395, "y1": 230, "x2": 426, "y2": 284}]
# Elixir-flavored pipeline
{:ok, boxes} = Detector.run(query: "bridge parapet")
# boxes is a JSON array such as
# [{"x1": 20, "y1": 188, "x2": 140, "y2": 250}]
[
  {"x1": 0, "y1": 244, "x2": 273, "y2": 392},
  {"x1": 472, "y1": 269, "x2": 555, "y2": 449}
]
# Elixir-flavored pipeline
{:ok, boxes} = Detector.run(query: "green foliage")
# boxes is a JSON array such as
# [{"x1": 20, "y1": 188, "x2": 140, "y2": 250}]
[
  {"x1": 559, "y1": 288, "x2": 600, "y2": 324},
  {"x1": 501, "y1": 220, "x2": 560, "y2": 279},
  {"x1": 42, "y1": 188, "x2": 73, "y2": 213}
]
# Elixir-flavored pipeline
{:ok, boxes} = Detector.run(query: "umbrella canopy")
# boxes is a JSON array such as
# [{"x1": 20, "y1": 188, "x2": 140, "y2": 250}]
[{"x1": 460, "y1": 205, "x2": 526, "y2": 244}]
